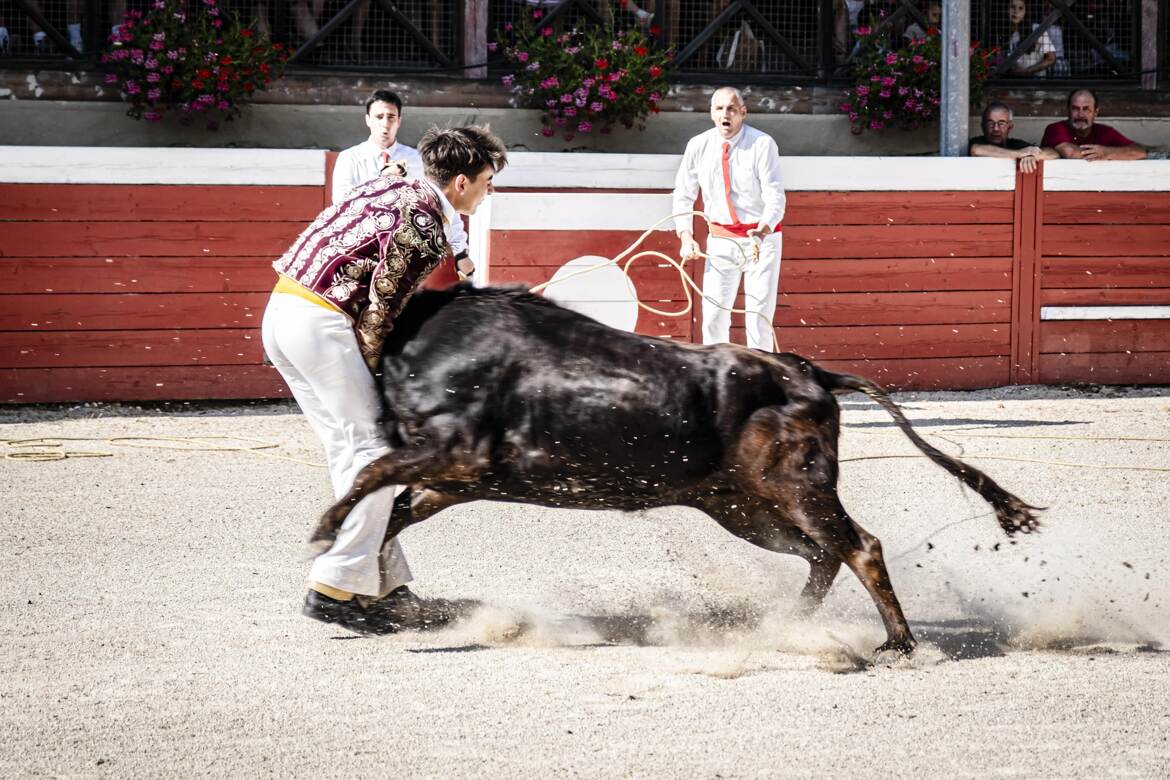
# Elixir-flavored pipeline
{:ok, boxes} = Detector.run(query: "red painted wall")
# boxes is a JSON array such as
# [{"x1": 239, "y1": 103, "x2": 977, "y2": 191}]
[{"x1": 1, "y1": 166, "x2": 1166, "y2": 403}]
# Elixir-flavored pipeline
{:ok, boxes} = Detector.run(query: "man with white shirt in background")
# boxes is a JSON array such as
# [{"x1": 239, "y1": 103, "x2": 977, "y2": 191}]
[
  {"x1": 672, "y1": 86, "x2": 786, "y2": 351},
  {"x1": 332, "y1": 89, "x2": 473, "y2": 276}
]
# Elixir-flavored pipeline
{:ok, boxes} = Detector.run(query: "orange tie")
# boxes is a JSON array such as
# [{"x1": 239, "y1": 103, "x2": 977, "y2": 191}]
[
  {"x1": 380, "y1": 150, "x2": 390, "y2": 169},
  {"x1": 721, "y1": 141, "x2": 740, "y2": 226}
]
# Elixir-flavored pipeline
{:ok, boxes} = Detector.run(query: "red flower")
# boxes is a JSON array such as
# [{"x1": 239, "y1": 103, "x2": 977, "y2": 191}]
[
  {"x1": 192, "y1": 79, "x2": 204, "y2": 89},
  {"x1": 649, "y1": 25, "x2": 661, "y2": 36},
  {"x1": 243, "y1": 82, "x2": 255, "y2": 92},
  {"x1": 634, "y1": 86, "x2": 645, "y2": 95},
  {"x1": 649, "y1": 65, "x2": 662, "y2": 78},
  {"x1": 618, "y1": 0, "x2": 628, "y2": 6},
  {"x1": 594, "y1": 57, "x2": 609, "y2": 70},
  {"x1": 927, "y1": 26, "x2": 939, "y2": 36},
  {"x1": 634, "y1": 45, "x2": 648, "y2": 57},
  {"x1": 198, "y1": 68, "x2": 212, "y2": 79},
  {"x1": 220, "y1": 56, "x2": 232, "y2": 65},
  {"x1": 241, "y1": 28, "x2": 253, "y2": 38}
]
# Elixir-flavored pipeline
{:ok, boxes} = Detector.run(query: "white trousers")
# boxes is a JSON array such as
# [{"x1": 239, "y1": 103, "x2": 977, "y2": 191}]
[
  {"x1": 261, "y1": 292, "x2": 412, "y2": 597},
  {"x1": 701, "y1": 232, "x2": 783, "y2": 351}
]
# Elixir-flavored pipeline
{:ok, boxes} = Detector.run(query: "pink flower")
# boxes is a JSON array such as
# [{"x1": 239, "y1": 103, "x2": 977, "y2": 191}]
[
  {"x1": 856, "y1": 85, "x2": 869, "y2": 96},
  {"x1": 501, "y1": 74, "x2": 514, "y2": 87},
  {"x1": 487, "y1": 42, "x2": 498, "y2": 52},
  {"x1": 146, "y1": 72, "x2": 161, "y2": 83},
  {"x1": 590, "y1": 101, "x2": 603, "y2": 112},
  {"x1": 126, "y1": 81, "x2": 141, "y2": 94},
  {"x1": 532, "y1": 9, "x2": 542, "y2": 19},
  {"x1": 885, "y1": 52, "x2": 897, "y2": 65},
  {"x1": 577, "y1": 121, "x2": 592, "y2": 133},
  {"x1": 541, "y1": 28, "x2": 553, "y2": 37},
  {"x1": 541, "y1": 127, "x2": 555, "y2": 137},
  {"x1": 856, "y1": 26, "x2": 871, "y2": 35},
  {"x1": 104, "y1": 73, "x2": 119, "y2": 84},
  {"x1": 147, "y1": 88, "x2": 161, "y2": 100},
  {"x1": 516, "y1": 51, "x2": 529, "y2": 63},
  {"x1": 144, "y1": 110, "x2": 162, "y2": 121},
  {"x1": 880, "y1": 76, "x2": 895, "y2": 87},
  {"x1": 564, "y1": 107, "x2": 577, "y2": 117}
]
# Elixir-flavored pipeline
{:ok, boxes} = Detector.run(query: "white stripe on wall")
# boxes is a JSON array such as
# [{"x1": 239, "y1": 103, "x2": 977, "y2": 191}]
[
  {"x1": 491, "y1": 192, "x2": 677, "y2": 231},
  {"x1": 0, "y1": 146, "x2": 326, "y2": 185},
  {"x1": 1044, "y1": 160, "x2": 1170, "y2": 192},
  {"x1": 1041, "y1": 306, "x2": 1170, "y2": 320},
  {"x1": 496, "y1": 154, "x2": 1018, "y2": 191}
]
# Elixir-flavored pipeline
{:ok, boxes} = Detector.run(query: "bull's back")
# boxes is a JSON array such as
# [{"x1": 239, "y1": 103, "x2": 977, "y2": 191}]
[{"x1": 381, "y1": 286, "x2": 761, "y2": 503}]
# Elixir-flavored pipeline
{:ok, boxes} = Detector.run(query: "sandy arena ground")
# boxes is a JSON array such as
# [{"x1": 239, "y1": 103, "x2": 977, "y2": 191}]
[{"x1": 2, "y1": 385, "x2": 1169, "y2": 778}]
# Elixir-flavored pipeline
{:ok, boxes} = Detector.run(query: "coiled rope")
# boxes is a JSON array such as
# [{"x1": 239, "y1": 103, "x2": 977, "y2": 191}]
[{"x1": 528, "y1": 210, "x2": 780, "y2": 351}]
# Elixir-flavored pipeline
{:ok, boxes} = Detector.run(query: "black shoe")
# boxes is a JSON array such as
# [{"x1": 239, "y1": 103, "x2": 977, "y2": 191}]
[
  {"x1": 365, "y1": 585, "x2": 474, "y2": 631},
  {"x1": 302, "y1": 589, "x2": 402, "y2": 635}
]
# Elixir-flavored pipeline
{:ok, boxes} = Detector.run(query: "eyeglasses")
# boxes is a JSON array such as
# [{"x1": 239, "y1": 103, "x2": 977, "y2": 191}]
[{"x1": 986, "y1": 120, "x2": 1012, "y2": 127}]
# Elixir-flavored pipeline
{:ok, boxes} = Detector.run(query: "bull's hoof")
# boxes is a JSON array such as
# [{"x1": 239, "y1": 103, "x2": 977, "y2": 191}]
[{"x1": 873, "y1": 637, "x2": 917, "y2": 663}]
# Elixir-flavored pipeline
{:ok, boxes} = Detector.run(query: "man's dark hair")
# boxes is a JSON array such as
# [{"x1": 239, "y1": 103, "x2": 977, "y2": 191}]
[
  {"x1": 365, "y1": 90, "x2": 403, "y2": 115},
  {"x1": 418, "y1": 125, "x2": 508, "y2": 185},
  {"x1": 1067, "y1": 88, "x2": 1098, "y2": 110},
  {"x1": 982, "y1": 102, "x2": 1014, "y2": 123}
]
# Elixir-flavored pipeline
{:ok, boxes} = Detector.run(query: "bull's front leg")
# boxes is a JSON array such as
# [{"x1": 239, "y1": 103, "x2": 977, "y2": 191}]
[{"x1": 307, "y1": 446, "x2": 481, "y2": 556}]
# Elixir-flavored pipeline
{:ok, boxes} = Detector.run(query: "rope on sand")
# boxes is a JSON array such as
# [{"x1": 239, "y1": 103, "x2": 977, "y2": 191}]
[{"x1": 1, "y1": 435, "x2": 326, "y2": 468}]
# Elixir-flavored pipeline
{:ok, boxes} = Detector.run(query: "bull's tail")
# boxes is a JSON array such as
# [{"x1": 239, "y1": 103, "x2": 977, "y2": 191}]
[{"x1": 819, "y1": 367, "x2": 1042, "y2": 537}]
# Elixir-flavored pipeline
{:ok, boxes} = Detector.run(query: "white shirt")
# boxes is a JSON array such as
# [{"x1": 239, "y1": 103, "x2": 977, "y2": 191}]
[
  {"x1": 331, "y1": 139, "x2": 424, "y2": 205},
  {"x1": 672, "y1": 124, "x2": 786, "y2": 234},
  {"x1": 419, "y1": 177, "x2": 471, "y2": 259}
]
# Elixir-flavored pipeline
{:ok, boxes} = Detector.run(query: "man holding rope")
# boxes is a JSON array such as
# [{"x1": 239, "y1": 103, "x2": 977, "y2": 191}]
[
  {"x1": 262, "y1": 125, "x2": 507, "y2": 634},
  {"x1": 672, "y1": 86, "x2": 786, "y2": 351}
]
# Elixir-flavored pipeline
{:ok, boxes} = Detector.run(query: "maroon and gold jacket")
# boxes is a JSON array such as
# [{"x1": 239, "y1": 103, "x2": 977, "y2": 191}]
[{"x1": 273, "y1": 175, "x2": 450, "y2": 367}]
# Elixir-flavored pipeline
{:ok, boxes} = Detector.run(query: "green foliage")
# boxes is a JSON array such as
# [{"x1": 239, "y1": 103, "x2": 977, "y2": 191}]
[
  {"x1": 100, "y1": 0, "x2": 289, "y2": 128},
  {"x1": 493, "y1": 5, "x2": 672, "y2": 140},
  {"x1": 840, "y1": 24, "x2": 995, "y2": 134}
]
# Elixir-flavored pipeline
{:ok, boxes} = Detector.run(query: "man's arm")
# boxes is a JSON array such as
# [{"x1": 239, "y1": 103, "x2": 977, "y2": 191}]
[
  {"x1": 672, "y1": 139, "x2": 702, "y2": 259},
  {"x1": 331, "y1": 149, "x2": 359, "y2": 205},
  {"x1": 970, "y1": 143, "x2": 1057, "y2": 173},
  {"x1": 1079, "y1": 143, "x2": 1148, "y2": 161},
  {"x1": 753, "y1": 135, "x2": 786, "y2": 238},
  {"x1": 969, "y1": 143, "x2": 1025, "y2": 159}
]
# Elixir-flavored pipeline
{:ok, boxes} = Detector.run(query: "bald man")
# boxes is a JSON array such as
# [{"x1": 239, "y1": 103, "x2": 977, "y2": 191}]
[{"x1": 672, "y1": 87, "x2": 786, "y2": 351}]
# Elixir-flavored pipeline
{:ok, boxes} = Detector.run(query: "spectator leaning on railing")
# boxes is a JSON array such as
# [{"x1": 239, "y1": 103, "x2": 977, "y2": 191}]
[
  {"x1": 969, "y1": 102, "x2": 1057, "y2": 174},
  {"x1": 1042, "y1": 88, "x2": 1148, "y2": 161}
]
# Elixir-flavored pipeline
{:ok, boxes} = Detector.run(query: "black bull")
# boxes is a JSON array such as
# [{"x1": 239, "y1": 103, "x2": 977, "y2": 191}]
[{"x1": 312, "y1": 284, "x2": 1040, "y2": 654}]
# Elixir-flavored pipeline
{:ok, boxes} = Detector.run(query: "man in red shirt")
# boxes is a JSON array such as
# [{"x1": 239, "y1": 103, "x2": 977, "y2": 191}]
[{"x1": 1042, "y1": 89, "x2": 1147, "y2": 161}]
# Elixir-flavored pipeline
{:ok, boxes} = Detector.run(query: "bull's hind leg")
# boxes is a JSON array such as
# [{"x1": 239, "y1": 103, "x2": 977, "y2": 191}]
[
  {"x1": 733, "y1": 406, "x2": 917, "y2": 655},
  {"x1": 692, "y1": 494, "x2": 841, "y2": 616}
]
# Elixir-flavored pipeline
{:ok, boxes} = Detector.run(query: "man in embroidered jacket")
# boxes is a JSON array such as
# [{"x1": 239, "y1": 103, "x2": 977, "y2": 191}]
[
  {"x1": 672, "y1": 86, "x2": 787, "y2": 351},
  {"x1": 262, "y1": 126, "x2": 507, "y2": 634}
]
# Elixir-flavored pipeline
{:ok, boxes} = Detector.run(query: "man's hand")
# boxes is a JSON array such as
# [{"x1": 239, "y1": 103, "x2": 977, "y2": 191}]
[
  {"x1": 746, "y1": 224, "x2": 772, "y2": 241},
  {"x1": 1018, "y1": 153, "x2": 1038, "y2": 174},
  {"x1": 1079, "y1": 144, "x2": 1111, "y2": 161},
  {"x1": 456, "y1": 256, "x2": 475, "y2": 279},
  {"x1": 678, "y1": 231, "x2": 701, "y2": 261}
]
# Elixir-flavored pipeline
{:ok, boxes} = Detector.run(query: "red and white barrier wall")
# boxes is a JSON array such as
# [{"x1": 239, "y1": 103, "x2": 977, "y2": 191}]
[{"x1": 1, "y1": 147, "x2": 1167, "y2": 403}]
